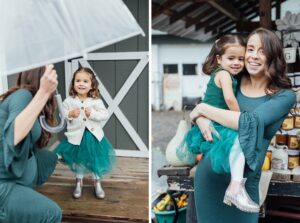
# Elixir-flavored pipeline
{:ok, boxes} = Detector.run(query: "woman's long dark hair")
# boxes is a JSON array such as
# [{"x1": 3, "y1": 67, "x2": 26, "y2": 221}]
[
  {"x1": 0, "y1": 67, "x2": 56, "y2": 148},
  {"x1": 247, "y1": 28, "x2": 292, "y2": 94},
  {"x1": 202, "y1": 34, "x2": 246, "y2": 75},
  {"x1": 69, "y1": 67, "x2": 100, "y2": 99}
]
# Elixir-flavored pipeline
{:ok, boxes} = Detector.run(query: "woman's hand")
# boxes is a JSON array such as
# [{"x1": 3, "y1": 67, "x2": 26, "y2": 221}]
[
  {"x1": 195, "y1": 116, "x2": 213, "y2": 141},
  {"x1": 190, "y1": 104, "x2": 204, "y2": 123},
  {"x1": 69, "y1": 108, "x2": 80, "y2": 118},
  {"x1": 14, "y1": 64, "x2": 59, "y2": 146},
  {"x1": 39, "y1": 64, "x2": 58, "y2": 96}
]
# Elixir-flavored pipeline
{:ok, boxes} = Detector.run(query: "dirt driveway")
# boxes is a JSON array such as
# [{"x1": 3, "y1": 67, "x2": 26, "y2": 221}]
[{"x1": 152, "y1": 111, "x2": 189, "y2": 152}]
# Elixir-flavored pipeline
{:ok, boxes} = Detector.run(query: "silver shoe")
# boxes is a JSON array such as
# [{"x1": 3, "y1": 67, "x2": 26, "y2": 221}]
[
  {"x1": 94, "y1": 180, "x2": 105, "y2": 199},
  {"x1": 56, "y1": 154, "x2": 64, "y2": 164},
  {"x1": 73, "y1": 178, "x2": 83, "y2": 199},
  {"x1": 223, "y1": 178, "x2": 260, "y2": 213}
]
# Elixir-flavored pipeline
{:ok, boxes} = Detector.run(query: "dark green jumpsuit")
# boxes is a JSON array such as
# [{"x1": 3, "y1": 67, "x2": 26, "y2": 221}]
[
  {"x1": 194, "y1": 87, "x2": 296, "y2": 223},
  {"x1": 0, "y1": 89, "x2": 62, "y2": 223}
]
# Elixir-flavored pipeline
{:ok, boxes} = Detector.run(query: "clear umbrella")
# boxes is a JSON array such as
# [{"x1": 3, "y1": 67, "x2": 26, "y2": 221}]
[{"x1": 0, "y1": 0, "x2": 144, "y2": 133}]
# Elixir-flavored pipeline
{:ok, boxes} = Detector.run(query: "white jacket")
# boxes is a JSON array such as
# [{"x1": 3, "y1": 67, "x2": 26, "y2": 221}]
[{"x1": 63, "y1": 96, "x2": 109, "y2": 145}]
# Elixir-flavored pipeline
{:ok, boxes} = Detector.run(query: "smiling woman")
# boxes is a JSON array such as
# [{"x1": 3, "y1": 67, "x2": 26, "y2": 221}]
[
  {"x1": 189, "y1": 28, "x2": 296, "y2": 223},
  {"x1": 245, "y1": 31, "x2": 290, "y2": 96},
  {"x1": 178, "y1": 33, "x2": 262, "y2": 213},
  {"x1": 0, "y1": 66, "x2": 62, "y2": 223},
  {"x1": 245, "y1": 35, "x2": 267, "y2": 79}
]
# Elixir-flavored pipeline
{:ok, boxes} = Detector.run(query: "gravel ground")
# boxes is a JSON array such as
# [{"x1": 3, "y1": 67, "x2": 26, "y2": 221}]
[{"x1": 152, "y1": 110, "x2": 190, "y2": 152}]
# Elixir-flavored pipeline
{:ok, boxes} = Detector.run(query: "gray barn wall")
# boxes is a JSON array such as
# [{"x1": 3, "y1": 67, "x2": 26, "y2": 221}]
[{"x1": 87, "y1": 0, "x2": 149, "y2": 151}]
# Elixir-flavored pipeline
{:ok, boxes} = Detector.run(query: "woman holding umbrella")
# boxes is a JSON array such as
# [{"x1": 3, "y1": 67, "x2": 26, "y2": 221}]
[{"x1": 0, "y1": 65, "x2": 62, "y2": 223}]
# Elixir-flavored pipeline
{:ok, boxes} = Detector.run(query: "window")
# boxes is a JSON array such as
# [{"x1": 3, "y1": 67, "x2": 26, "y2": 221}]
[
  {"x1": 163, "y1": 64, "x2": 178, "y2": 74},
  {"x1": 183, "y1": 64, "x2": 197, "y2": 76}
]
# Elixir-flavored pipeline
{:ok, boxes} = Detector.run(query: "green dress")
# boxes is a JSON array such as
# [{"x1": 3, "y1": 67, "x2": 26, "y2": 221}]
[
  {"x1": 179, "y1": 67, "x2": 239, "y2": 173},
  {"x1": 0, "y1": 89, "x2": 61, "y2": 223},
  {"x1": 194, "y1": 86, "x2": 296, "y2": 223},
  {"x1": 55, "y1": 129, "x2": 116, "y2": 178}
]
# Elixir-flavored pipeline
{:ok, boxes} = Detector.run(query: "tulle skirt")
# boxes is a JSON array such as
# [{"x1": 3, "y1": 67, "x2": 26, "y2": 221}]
[
  {"x1": 178, "y1": 123, "x2": 238, "y2": 174},
  {"x1": 55, "y1": 129, "x2": 116, "y2": 177}
]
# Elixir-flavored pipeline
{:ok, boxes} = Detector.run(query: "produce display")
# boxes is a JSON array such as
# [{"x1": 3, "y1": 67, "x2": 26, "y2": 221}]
[
  {"x1": 153, "y1": 192, "x2": 188, "y2": 212},
  {"x1": 263, "y1": 108, "x2": 300, "y2": 171}
]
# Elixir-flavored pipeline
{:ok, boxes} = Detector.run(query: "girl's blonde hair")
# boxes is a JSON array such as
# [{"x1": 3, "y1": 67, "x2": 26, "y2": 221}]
[{"x1": 69, "y1": 67, "x2": 101, "y2": 99}]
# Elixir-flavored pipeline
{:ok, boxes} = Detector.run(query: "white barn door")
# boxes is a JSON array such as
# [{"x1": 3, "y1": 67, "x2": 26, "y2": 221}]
[
  {"x1": 65, "y1": 52, "x2": 149, "y2": 158},
  {"x1": 0, "y1": 75, "x2": 8, "y2": 94}
]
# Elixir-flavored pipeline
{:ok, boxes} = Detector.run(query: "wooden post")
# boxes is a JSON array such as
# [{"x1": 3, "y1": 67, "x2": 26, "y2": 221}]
[
  {"x1": 259, "y1": 0, "x2": 271, "y2": 29},
  {"x1": 276, "y1": 0, "x2": 281, "y2": 20}
]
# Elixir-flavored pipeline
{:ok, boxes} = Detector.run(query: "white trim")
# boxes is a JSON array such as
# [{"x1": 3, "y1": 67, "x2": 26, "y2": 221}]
[
  {"x1": 64, "y1": 61, "x2": 72, "y2": 96},
  {"x1": 0, "y1": 75, "x2": 8, "y2": 94},
  {"x1": 67, "y1": 52, "x2": 149, "y2": 158},
  {"x1": 64, "y1": 60, "x2": 80, "y2": 95},
  {"x1": 115, "y1": 149, "x2": 148, "y2": 158}
]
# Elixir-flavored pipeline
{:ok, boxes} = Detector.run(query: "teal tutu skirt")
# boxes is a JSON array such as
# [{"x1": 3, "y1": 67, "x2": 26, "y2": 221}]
[
  {"x1": 55, "y1": 129, "x2": 116, "y2": 177},
  {"x1": 178, "y1": 123, "x2": 238, "y2": 174}
]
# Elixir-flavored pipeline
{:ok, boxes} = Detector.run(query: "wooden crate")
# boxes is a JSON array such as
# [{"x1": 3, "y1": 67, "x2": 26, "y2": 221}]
[
  {"x1": 268, "y1": 181, "x2": 300, "y2": 197},
  {"x1": 270, "y1": 168, "x2": 300, "y2": 182},
  {"x1": 271, "y1": 171, "x2": 292, "y2": 181},
  {"x1": 158, "y1": 165, "x2": 196, "y2": 191},
  {"x1": 292, "y1": 174, "x2": 300, "y2": 182},
  {"x1": 157, "y1": 165, "x2": 191, "y2": 177}
]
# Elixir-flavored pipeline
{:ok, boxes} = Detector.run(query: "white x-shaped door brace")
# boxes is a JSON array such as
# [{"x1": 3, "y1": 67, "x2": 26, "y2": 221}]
[
  {"x1": 0, "y1": 75, "x2": 8, "y2": 94},
  {"x1": 65, "y1": 52, "x2": 149, "y2": 158}
]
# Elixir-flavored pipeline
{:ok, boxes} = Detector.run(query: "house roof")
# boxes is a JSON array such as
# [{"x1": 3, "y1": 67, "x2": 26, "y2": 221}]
[
  {"x1": 152, "y1": 34, "x2": 205, "y2": 44},
  {"x1": 152, "y1": 0, "x2": 286, "y2": 42}
]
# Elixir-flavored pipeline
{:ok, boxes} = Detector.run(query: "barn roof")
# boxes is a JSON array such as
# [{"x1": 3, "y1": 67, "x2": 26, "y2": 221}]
[{"x1": 152, "y1": 0, "x2": 286, "y2": 42}]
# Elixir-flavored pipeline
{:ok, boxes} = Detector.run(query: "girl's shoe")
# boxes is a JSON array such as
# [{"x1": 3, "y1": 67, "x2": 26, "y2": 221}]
[
  {"x1": 94, "y1": 180, "x2": 105, "y2": 199},
  {"x1": 223, "y1": 178, "x2": 260, "y2": 213},
  {"x1": 73, "y1": 178, "x2": 83, "y2": 199},
  {"x1": 56, "y1": 154, "x2": 64, "y2": 163}
]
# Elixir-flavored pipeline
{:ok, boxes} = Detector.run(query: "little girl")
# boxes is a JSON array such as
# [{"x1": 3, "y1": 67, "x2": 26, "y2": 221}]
[
  {"x1": 178, "y1": 34, "x2": 259, "y2": 212},
  {"x1": 55, "y1": 67, "x2": 116, "y2": 199}
]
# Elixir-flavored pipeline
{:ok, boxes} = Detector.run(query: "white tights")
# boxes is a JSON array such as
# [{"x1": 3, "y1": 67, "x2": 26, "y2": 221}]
[
  {"x1": 75, "y1": 164, "x2": 100, "y2": 180},
  {"x1": 229, "y1": 137, "x2": 245, "y2": 183}
]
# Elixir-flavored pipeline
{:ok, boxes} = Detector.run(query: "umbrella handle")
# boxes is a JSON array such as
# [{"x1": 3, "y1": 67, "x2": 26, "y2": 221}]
[{"x1": 39, "y1": 93, "x2": 67, "y2": 133}]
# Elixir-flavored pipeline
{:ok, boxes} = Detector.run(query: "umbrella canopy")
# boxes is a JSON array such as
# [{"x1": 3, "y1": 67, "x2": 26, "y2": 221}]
[
  {"x1": 0, "y1": 0, "x2": 144, "y2": 75},
  {"x1": 0, "y1": 0, "x2": 144, "y2": 133}
]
